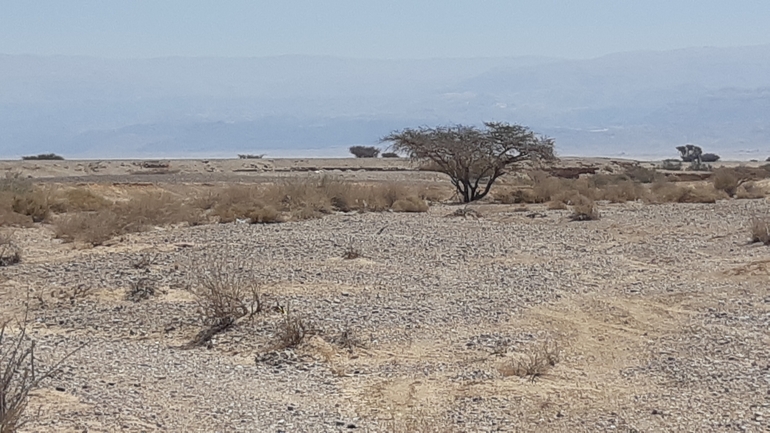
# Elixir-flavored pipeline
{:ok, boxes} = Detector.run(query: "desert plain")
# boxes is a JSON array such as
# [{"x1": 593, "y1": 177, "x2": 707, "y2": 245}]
[{"x1": 0, "y1": 157, "x2": 769, "y2": 432}]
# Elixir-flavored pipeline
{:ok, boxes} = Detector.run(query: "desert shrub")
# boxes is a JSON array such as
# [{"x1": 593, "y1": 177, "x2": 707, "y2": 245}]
[
  {"x1": 21, "y1": 153, "x2": 64, "y2": 160},
  {"x1": 349, "y1": 146, "x2": 380, "y2": 158},
  {"x1": 701, "y1": 153, "x2": 721, "y2": 162},
  {"x1": 661, "y1": 159, "x2": 682, "y2": 170},
  {"x1": 381, "y1": 152, "x2": 400, "y2": 158},
  {"x1": 713, "y1": 168, "x2": 740, "y2": 196},
  {"x1": 547, "y1": 200, "x2": 568, "y2": 210},
  {"x1": 0, "y1": 172, "x2": 32, "y2": 195},
  {"x1": 531, "y1": 175, "x2": 564, "y2": 203},
  {"x1": 735, "y1": 182, "x2": 766, "y2": 199},
  {"x1": 0, "y1": 234, "x2": 21, "y2": 267},
  {"x1": 625, "y1": 166, "x2": 662, "y2": 183},
  {"x1": 650, "y1": 182, "x2": 726, "y2": 204},
  {"x1": 54, "y1": 191, "x2": 202, "y2": 245},
  {"x1": 598, "y1": 181, "x2": 648, "y2": 203},
  {"x1": 204, "y1": 179, "x2": 431, "y2": 222},
  {"x1": 499, "y1": 340, "x2": 560, "y2": 382},
  {"x1": 11, "y1": 192, "x2": 51, "y2": 223},
  {"x1": 749, "y1": 216, "x2": 770, "y2": 245},
  {"x1": 569, "y1": 196, "x2": 600, "y2": 221},
  {"x1": 49, "y1": 187, "x2": 111, "y2": 213},
  {"x1": 495, "y1": 188, "x2": 541, "y2": 204},
  {"x1": 238, "y1": 154, "x2": 265, "y2": 159},
  {"x1": 343, "y1": 247, "x2": 362, "y2": 260},
  {"x1": 391, "y1": 196, "x2": 429, "y2": 213},
  {"x1": 184, "y1": 259, "x2": 263, "y2": 348},
  {"x1": 53, "y1": 209, "x2": 121, "y2": 246}
]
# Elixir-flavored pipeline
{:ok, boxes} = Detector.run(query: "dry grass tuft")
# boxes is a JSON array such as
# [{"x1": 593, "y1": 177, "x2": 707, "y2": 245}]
[
  {"x1": 749, "y1": 216, "x2": 770, "y2": 245},
  {"x1": 499, "y1": 340, "x2": 561, "y2": 381}
]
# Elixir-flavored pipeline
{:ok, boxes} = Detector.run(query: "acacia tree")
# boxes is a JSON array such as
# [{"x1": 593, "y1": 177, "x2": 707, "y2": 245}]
[{"x1": 382, "y1": 122, "x2": 555, "y2": 202}]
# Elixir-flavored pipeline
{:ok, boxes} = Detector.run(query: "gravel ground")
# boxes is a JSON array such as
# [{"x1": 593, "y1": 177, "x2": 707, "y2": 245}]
[{"x1": 1, "y1": 198, "x2": 769, "y2": 432}]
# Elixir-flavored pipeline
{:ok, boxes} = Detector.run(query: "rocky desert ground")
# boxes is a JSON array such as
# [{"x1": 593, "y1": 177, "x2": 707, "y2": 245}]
[{"x1": 1, "y1": 157, "x2": 769, "y2": 432}]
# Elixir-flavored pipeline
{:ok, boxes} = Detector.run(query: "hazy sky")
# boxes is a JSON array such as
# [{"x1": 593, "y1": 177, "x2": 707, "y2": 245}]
[{"x1": 2, "y1": 0, "x2": 770, "y2": 59}]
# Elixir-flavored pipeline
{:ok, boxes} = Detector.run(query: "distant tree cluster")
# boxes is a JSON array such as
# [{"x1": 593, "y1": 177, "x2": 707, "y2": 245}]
[
  {"x1": 21, "y1": 153, "x2": 64, "y2": 160},
  {"x1": 349, "y1": 146, "x2": 380, "y2": 158}
]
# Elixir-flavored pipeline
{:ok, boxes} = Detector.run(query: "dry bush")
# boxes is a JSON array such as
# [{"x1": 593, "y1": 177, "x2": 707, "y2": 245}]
[
  {"x1": 125, "y1": 278, "x2": 156, "y2": 302},
  {"x1": 547, "y1": 200, "x2": 568, "y2": 210},
  {"x1": 1, "y1": 307, "x2": 82, "y2": 432},
  {"x1": 598, "y1": 181, "x2": 648, "y2": 203},
  {"x1": 569, "y1": 197, "x2": 600, "y2": 221},
  {"x1": 272, "y1": 311, "x2": 309, "y2": 350},
  {"x1": 53, "y1": 209, "x2": 121, "y2": 246},
  {"x1": 184, "y1": 259, "x2": 262, "y2": 348},
  {"x1": 0, "y1": 234, "x2": 21, "y2": 267},
  {"x1": 712, "y1": 168, "x2": 740, "y2": 196},
  {"x1": 391, "y1": 196, "x2": 429, "y2": 213},
  {"x1": 661, "y1": 159, "x2": 682, "y2": 170},
  {"x1": 495, "y1": 188, "x2": 538, "y2": 204},
  {"x1": 49, "y1": 187, "x2": 110, "y2": 212},
  {"x1": 749, "y1": 216, "x2": 770, "y2": 245},
  {"x1": 118, "y1": 191, "x2": 203, "y2": 231},
  {"x1": 531, "y1": 173, "x2": 564, "y2": 203},
  {"x1": 54, "y1": 191, "x2": 202, "y2": 245},
  {"x1": 11, "y1": 191, "x2": 51, "y2": 223},
  {"x1": 343, "y1": 247, "x2": 362, "y2": 260},
  {"x1": 649, "y1": 182, "x2": 727, "y2": 204},
  {"x1": 499, "y1": 340, "x2": 561, "y2": 381},
  {"x1": 207, "y1": 178, "x2": 429, "y2": 222},
  {"x1": 625, "y1": 166, "x2": 662, "y2": 183},
  {"x1": 735, "y1": 182, "x2": 767, "y2": 199}
]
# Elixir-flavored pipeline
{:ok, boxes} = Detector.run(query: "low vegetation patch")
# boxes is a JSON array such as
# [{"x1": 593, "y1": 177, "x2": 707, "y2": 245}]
[{"x1": 184, "y1": 259, "x2": 263, "y2": 348}]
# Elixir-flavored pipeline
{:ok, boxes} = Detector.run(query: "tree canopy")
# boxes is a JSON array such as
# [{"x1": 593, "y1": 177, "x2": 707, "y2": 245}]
[{"x1": 382, "y1": 122, "x2": 555, "y2": 202}]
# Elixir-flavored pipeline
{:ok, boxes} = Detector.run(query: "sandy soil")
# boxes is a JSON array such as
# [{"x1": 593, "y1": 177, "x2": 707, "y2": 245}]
[{"x1": 0, "y1": 160, "x2": 769, "y2": 432}]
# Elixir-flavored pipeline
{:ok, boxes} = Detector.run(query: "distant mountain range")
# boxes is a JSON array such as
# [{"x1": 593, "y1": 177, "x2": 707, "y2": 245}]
[{"x1": 2, "y1": 46, "x2": 770, "y2": 159}]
